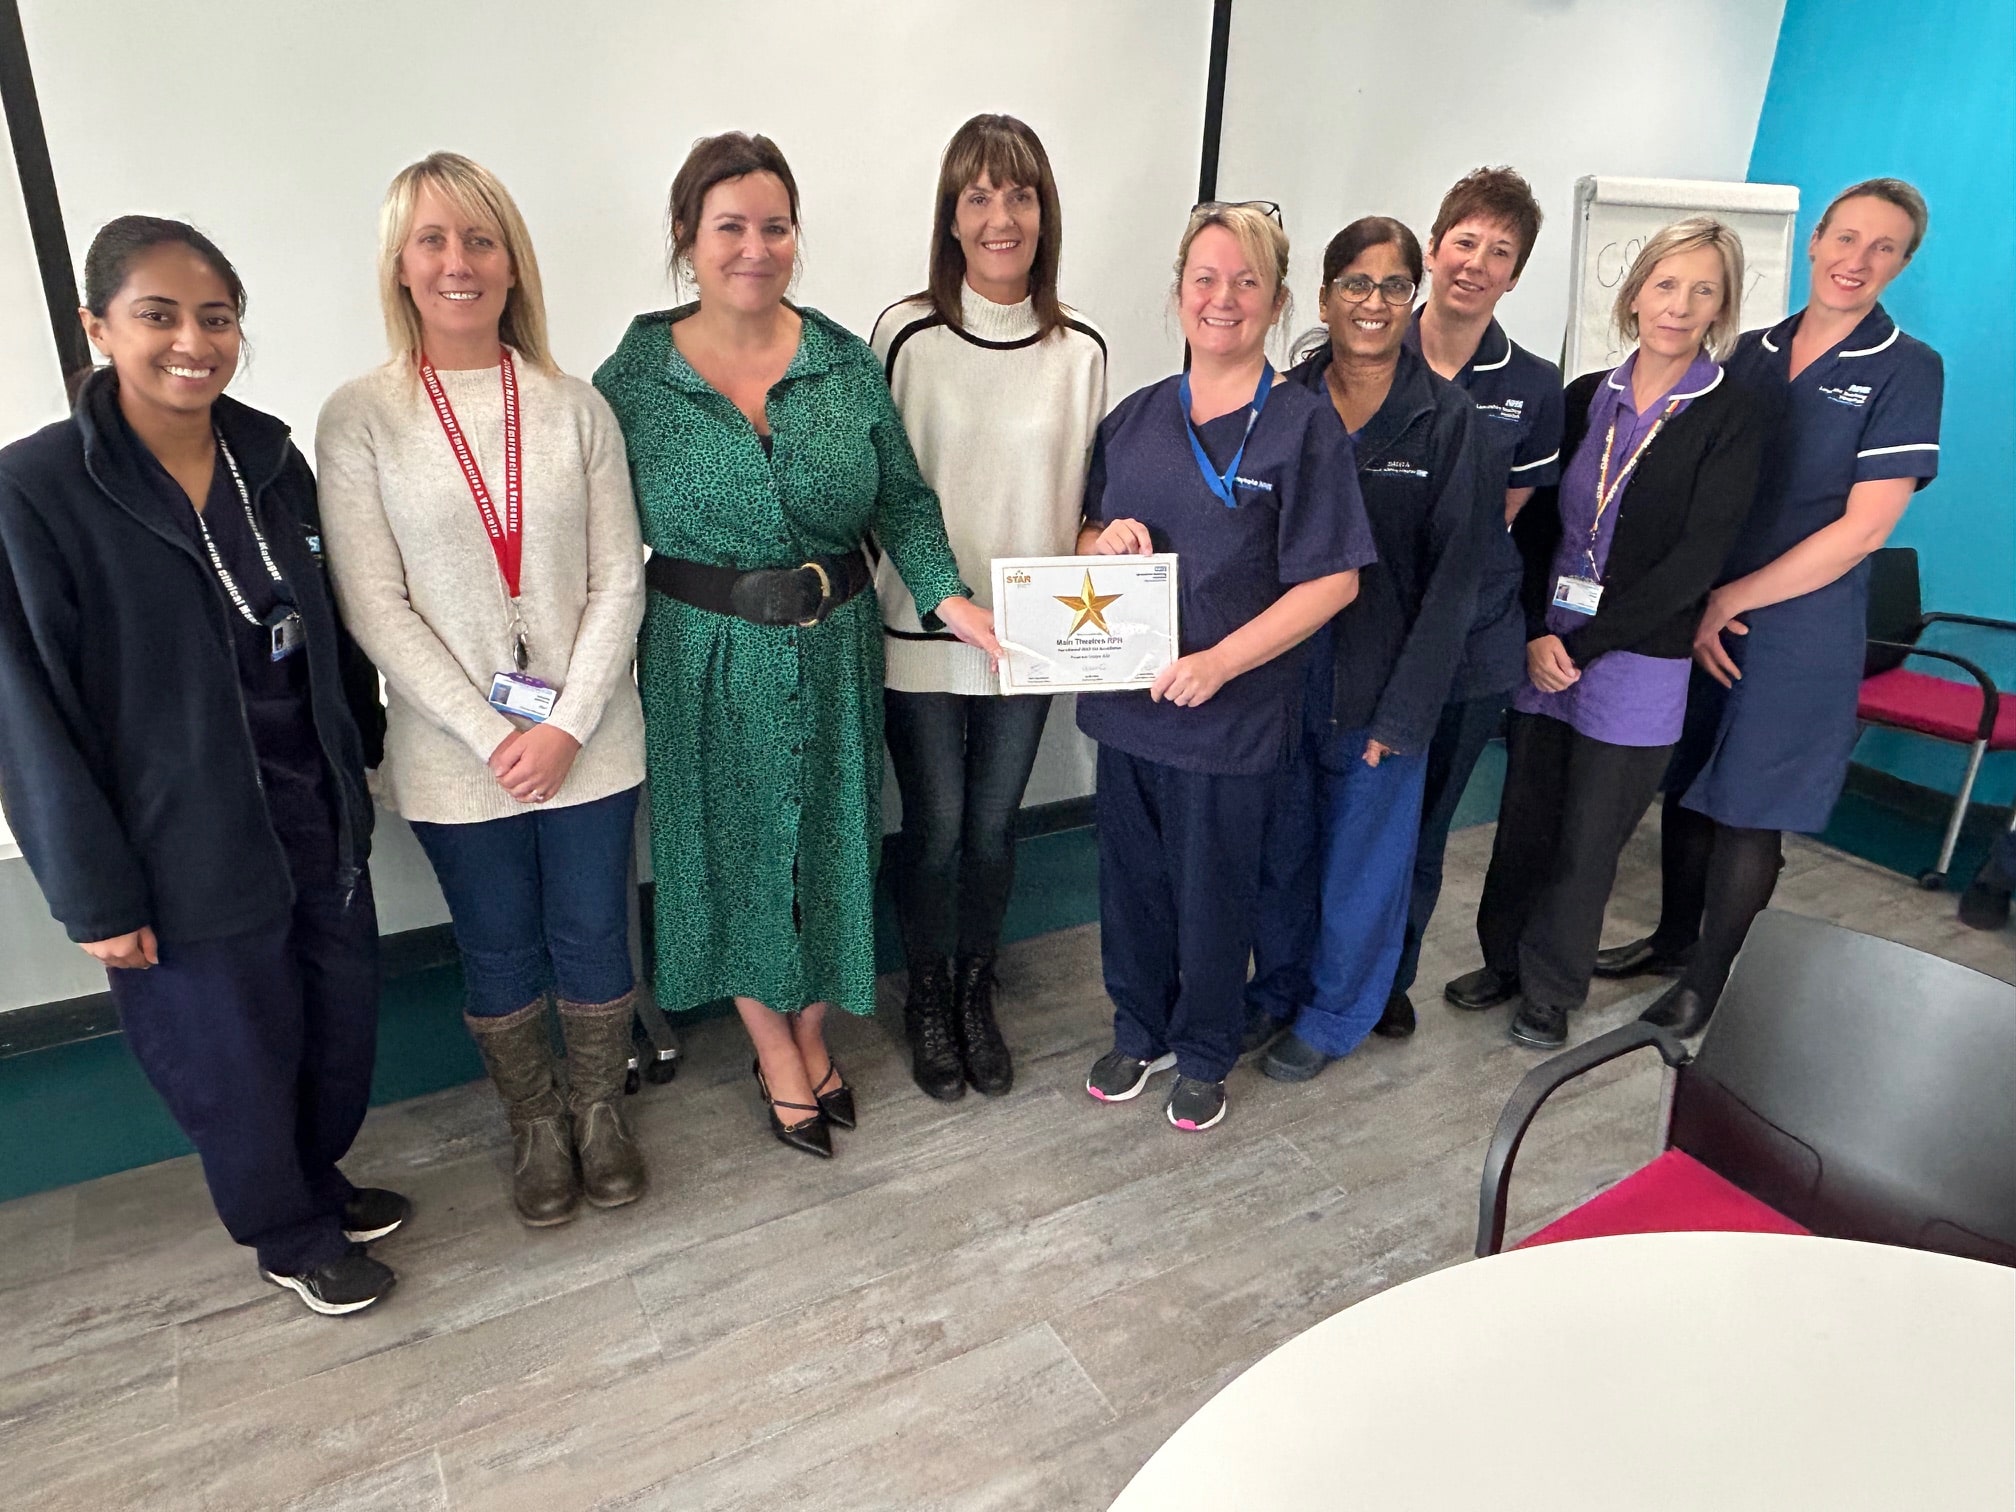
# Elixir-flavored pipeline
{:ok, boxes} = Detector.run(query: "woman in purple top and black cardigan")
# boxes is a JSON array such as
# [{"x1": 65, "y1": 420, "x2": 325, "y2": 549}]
[{"x1": 1443, "y1": 217, "x2": 1767, "y2": 1049}]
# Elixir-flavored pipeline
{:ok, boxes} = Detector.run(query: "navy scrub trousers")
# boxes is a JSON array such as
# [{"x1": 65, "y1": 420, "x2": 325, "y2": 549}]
[
  {"x1": 1098, "y1": 745, "x2": 1273, "y2": 1083},
  {"x1": 108, "y1": 872, "x2": 379, "y2": 1275}
]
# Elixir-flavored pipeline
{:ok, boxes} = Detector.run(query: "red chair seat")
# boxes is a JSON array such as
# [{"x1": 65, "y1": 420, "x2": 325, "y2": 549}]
[
  {"x1": 1515, "y1": 1148, "x2": 1810, "y2": 1250},
  {"x1": 1858, "y1": 667, "x2": 2016, "y2": 750}
]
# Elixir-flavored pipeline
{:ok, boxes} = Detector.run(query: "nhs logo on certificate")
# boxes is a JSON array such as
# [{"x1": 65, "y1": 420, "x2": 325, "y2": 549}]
[{"x1": 991, "y1": 554, "x2": 1180, "y2": 696}]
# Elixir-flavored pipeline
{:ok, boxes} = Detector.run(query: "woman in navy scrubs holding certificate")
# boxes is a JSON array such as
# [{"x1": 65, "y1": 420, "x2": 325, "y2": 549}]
[
  {"x1": 1077, "y1": 202, "x2": 1373, "y2": 1133},
  {"x1": 1602, "y1": 180, "x2": 1944, "y2": 1036}
]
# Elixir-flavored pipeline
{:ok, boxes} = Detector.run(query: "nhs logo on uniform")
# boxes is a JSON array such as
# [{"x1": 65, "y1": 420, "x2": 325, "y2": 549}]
[
  {"x1": 1365, "y1": 459, "x2": 1430, "y2": 478},
  {"x1": 1476, "y1": 398, "x2": 1525, "y2": 423},
  {"x1": 1820, "y1": 383, "x2": 1872, "y2": 408},
  {"x1": 1233, "y1": 476, "x2": 1275, "y2": 493}
]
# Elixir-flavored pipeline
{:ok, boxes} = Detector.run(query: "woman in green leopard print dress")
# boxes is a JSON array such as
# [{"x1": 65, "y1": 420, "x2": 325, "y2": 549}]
[{"x1": 594, "y1": 132, "x2": 996, "y2": 1152}]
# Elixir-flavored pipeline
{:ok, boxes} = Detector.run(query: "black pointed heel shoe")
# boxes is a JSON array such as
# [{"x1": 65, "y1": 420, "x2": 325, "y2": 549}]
[
  {"x1": 752, "y1": 1059, "x2": 833, "y2": 1159},
  {"x1": 811, "y1": 1059, "x2": 856, "y2": 1130}
]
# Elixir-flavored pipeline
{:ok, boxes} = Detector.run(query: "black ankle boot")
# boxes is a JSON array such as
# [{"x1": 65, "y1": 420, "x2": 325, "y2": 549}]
[
  {"x1": 904, "y1": 958, "x2": 964, "y2": 1101},
  {"x1": 953, "y1": 951, "x2": 1013, "y2": 1096}
]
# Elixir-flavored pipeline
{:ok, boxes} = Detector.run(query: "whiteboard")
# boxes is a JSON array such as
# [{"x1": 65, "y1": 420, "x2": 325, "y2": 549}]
[{"x1": 1564, "y1": 176, "x2": 1800, "y2": 379}]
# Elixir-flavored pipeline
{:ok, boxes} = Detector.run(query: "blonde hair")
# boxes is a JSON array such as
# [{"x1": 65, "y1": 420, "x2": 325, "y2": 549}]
[
  {"x1": 1612, "y1": 215, "x2": 1745, "y2": 360},
  {"x1": 1173, "y1": 203, "x2": 1292, "y2": 334},
  {"x1": 377, "y1": 152, "x2": 557, "y2": 373}
]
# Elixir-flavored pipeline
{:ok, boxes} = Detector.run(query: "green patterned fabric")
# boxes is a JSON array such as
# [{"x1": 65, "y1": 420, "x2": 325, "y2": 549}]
[{"x1": 593, "y1": 305, "x2": 966, "y2": 1016}]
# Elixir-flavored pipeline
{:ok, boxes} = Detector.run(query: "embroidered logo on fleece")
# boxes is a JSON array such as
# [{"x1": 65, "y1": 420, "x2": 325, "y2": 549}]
[
  {"x1": 1363, "y1": 459, "x2": 1430, "y2": 479},
  {"x1": 1819, "y1": 383, "x2": 1872, "y2": 408}
]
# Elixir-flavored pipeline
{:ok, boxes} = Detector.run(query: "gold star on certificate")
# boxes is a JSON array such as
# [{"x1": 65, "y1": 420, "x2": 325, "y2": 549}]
[{"x1": 1055, "y1": 570, "x2": 1123, "y2": 637}]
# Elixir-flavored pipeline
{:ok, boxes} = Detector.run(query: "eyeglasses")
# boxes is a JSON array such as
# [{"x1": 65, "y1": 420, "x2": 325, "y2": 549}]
[
  {"x1": 1331, "y1": 273, "x2": 1418, "y2": 306},
  {"x1": 1191, "y1": 199, "x2": 1284, "y2": 226}
]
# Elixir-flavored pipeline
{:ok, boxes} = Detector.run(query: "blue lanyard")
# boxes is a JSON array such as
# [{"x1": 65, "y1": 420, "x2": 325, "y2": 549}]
[{"x1": 1178, "y1": 361, "x2": 1274, "y2": 508}]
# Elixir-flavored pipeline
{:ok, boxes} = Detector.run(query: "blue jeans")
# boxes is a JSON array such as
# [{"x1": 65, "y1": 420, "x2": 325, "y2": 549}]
[{"x1": 411, "y1": 785, "x2": 640, "y2": 1017}]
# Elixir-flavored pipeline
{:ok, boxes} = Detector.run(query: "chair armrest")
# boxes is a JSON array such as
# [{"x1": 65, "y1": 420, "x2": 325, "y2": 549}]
[
  {"x1": 1865, "y1": 640, "x2": 2001, "y2": 742},
  {"x1": 1475, "y1": 1020, "x2": 1692, "y2": 1257},
  {"x1": 1921, "y1": 612, "x2": 2016, "y2": 636}
]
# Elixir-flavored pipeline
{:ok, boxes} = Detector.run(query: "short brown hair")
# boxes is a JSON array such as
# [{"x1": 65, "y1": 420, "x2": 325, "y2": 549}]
[
  {"x1": 666, "y1": 132, "x2": 801, "y2": 279},
  {"x1": 1816, "y1": 177, "x2": 1929, "y2": 258},
  {"x1": 920, "y1": 114, "x2": 1067, "y2": 339},
  {"x1": 1612, "y1": 215, "x2": 1746, "y2": 360},
  {"x1": 1429, "y1": 166, "x2": 1544, "y2": 278}
]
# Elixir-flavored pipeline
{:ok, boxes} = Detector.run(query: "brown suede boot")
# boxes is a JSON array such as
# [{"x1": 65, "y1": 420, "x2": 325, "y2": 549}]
[
  {"x1": 558, "y1": 994, "x2": 649, "y2": 1208},
  {"x1": 466, "y1": 1000, "x2": 581, "y2": 1227}
]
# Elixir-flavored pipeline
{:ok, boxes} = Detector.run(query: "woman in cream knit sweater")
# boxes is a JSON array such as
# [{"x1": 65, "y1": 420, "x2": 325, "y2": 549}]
[
  {"x1": 317, "y1": 153, "x2": 648, "y2": 1226},
  {"x1": 874, "y1": 115, "x2": 1106, "y2": 1103}
]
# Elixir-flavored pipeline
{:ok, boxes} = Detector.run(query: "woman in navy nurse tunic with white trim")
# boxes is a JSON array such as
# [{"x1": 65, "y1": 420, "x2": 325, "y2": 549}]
[
  {"x1": 1604, "y1": 180, "x2": 1945, "y2": 1037},
  {"x1": 1077, "y1": 203, "x2": 1373, "y2": 1134}
]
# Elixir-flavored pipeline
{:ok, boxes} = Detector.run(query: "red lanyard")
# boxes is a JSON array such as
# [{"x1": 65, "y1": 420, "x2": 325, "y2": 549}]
[{"x1": 419, "y1": 346, "x2": 522, "y2": 598}]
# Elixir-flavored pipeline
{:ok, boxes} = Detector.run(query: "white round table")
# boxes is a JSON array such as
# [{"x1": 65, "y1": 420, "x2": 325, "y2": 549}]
[{"x1": 1111, "y1": 1232, "x2": 2016, "y2": 1511}]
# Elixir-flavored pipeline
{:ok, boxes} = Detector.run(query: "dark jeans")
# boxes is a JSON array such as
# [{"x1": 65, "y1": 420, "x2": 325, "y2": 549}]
[
  {"x1": 883, "y1": 689, "x2": 1052, "y2": 962},
  {"x1": 411, "y1": 785, "x2": 640, "y2": 1017},
  {"x1": 108, "y1": 868, "x2": 380, "y2": 1274},
  {"x1": 1394, "y1": 692, "x2": 1507, "y2": 994},
  {"x1": 1097, "y1": 745, "x2": 1275, "y2": 1083},
  {"x1": 1477, "y1": 713, "x2": 1669, "y2": 1012}
]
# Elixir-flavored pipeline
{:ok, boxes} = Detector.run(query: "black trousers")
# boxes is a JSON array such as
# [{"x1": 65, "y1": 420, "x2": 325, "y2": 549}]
[
  {"x1": 106, "y1": 868, "x2": 380, "y2": 1274},
  {"x1": 883, "y1": 689, "x2": 1052, "y2": 962},
  {"x1": 1477, "y1": 713, "x2": 1669, "y2": 1012},
  {"x1": 1395, "y1": 691, "x2": 1507, "y2": 994}
]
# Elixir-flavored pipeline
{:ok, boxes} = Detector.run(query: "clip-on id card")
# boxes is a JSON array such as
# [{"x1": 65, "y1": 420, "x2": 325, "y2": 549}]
[
  {"x1": 488, "y1": 671, "x2": 558, "y2": 723},
  {"x1": 268, "y1": 609, "x2": 305, "y2": 662},
  {"x1": 1552, "y1": 576, "x2": 1603, "y2": 616}
]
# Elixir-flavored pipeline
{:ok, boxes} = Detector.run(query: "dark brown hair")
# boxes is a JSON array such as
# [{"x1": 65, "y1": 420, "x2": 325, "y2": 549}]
[
  {"x1": 917, "y1": 114, "x2": 1066, "y2": 339},
  {"x1": 1320, "y1": 216, "x2": 1423, "y2": 289},
  {"x1": 666, "y1": 131, "x2": 802, "y2": 277},
  {"x1": 1817, "y1": 177, "x2": 1929, "y2": 258},
  {"x1": 83, "y1": 214, "x2": 246, "y2": 318},
  {"x1": 1428, "y1": 166, "x2": 1543, "y2": 277}
]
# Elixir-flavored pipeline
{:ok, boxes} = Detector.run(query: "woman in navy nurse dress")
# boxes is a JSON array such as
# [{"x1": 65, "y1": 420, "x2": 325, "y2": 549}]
[{"x1": 1601, "y1": 179, "x2": 1944, "y2": 1036}]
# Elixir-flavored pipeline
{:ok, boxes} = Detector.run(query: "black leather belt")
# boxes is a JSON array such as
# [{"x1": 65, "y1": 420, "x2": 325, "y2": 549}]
[{"x1": 645, "y1": 547, "x2": 873, "y2": 627}]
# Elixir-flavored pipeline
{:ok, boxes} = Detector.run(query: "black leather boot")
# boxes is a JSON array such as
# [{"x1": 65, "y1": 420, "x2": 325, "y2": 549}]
[
  {"x1": 466, "y1": 1000, "x2": 580, "y2": 1227},
  {"x1": 904, "y1": 958, "x2": 964, "y2": 1101},
  {"x1": 558, "y1": 993, "x2": 649, "y2": 1208},
  {"x1": 953, "y1": 951, "x2": 1013, "y2": 1096}
]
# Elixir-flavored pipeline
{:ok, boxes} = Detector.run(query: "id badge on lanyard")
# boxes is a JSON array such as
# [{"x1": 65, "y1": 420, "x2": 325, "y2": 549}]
[
  {"x1": 1554, "y1": 398, "x2": 1679, "y2": 619},
  {"x1": 420, "y1": 346, "x2": 531, "y2": 671}
]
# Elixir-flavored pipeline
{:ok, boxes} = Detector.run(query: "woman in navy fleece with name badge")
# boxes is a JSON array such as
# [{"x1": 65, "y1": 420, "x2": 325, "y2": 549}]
[
  {"x1": 1077, "y1": 202, "x2": 1373, "y2": 1133},
  {"x1": 1245, "y1": 216, "x2": 1484, "y2": 1082}
]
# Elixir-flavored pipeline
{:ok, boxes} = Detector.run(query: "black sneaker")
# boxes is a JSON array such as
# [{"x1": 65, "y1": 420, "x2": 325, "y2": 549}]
[
  {"x1": 1371, "y1": 989, "x2": 1416, "y2": 1039},
  {"x1": 261, "y1": 1249, "x2": 396, "y2": 1316},
  {"x1": 1507, "y1": 999, "x2": 1568, "y2": 1050},
  {"x1": 1166, "y1": 1076, "x2": 1227, "y2": 1132},
  {"x1": 1085, "y1": 1049, "x2": 1177, "y2": 1103},
  {"x1": 341, "y1": 1188, "x2": 412, "y2": 1244}
]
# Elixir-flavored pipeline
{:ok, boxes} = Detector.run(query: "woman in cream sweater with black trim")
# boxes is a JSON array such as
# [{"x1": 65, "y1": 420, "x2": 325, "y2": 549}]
[
  {"x1": 872, "y1": 114, "x2": 1107, "y2": 1104},
  {"x1": 317, "y1": 153, "x2": 648, "y2": 1227}
]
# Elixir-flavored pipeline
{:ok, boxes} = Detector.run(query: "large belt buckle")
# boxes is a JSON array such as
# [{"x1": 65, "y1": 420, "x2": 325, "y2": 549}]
[{"x1": 795, "y1": 559, "x2": 835, "y2": 627}]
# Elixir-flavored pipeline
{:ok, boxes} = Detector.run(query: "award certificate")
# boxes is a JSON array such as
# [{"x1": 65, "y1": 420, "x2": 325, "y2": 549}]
[{"x1": 991, "y1": 554, "x2": 1180, "y2": 695}]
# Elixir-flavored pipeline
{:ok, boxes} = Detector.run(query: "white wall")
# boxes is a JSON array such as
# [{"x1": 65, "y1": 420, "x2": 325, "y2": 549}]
[{"x1": 1214, "y1": 0, "x2": 1787, "y2": 365}]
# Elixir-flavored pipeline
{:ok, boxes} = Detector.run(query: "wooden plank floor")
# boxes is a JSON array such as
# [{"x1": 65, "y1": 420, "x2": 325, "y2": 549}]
[{"x1": 2, "y1": 816, "x2": 2010, "y2": 1510}]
